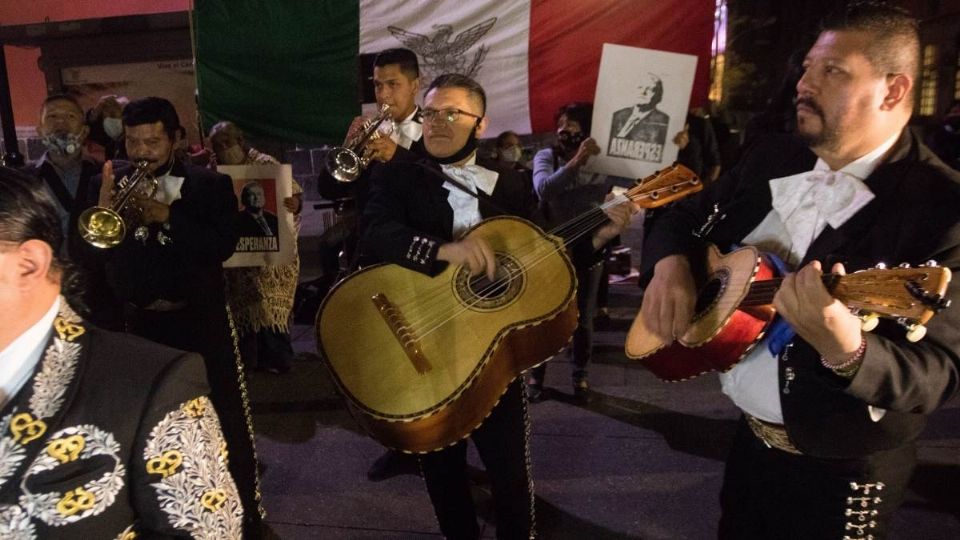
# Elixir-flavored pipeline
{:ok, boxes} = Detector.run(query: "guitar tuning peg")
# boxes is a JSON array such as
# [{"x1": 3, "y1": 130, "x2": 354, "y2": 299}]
[
  {"x1": 875, "y1": 262, "x2": 887, "y2": 270},
  {"x1": 924, "y1": 260, "x2": 939, "y2": 267},
  {"x1": 898, "y1": 262, "x2": 911, "y2": 268},
  {"x1": 860, "y1": 313, "x2": 880, "y2": 332},
  {"x1": 905, "y1": 324, "x2": 927, "y2": 342}
]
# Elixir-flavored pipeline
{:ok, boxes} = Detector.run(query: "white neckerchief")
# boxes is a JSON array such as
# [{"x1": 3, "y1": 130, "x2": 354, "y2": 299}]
[
  {"x1": 748, "y1": 133, "x2": 898, "y2": 267},
  {"x1": 391, "y1": 107, "x2": 422, "y2": 150},
  {"x1": 441, "y1": 155, "x2": 500, "y2": 237},
  {"x1": 154, "y1": 173, "x2": 185, "y2": 206},
  {"x1": 0, "y1": 297, "x2": 60, "y2": 408},
  {"x1": 721, "y1": 132, "x2": 899, "y2": 425}
]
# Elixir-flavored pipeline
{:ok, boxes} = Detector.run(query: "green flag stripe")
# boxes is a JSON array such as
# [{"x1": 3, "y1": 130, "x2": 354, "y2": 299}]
[{"x1": 195, "y1": 0, "x2": 359, "y2": 144}]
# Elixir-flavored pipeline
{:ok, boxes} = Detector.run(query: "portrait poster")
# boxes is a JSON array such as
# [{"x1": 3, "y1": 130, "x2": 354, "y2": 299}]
[
  {"x1": 587, "y1": 44, "x2": 698, "y2": 180},
  {"x1": 219, "y1": 163, "x2": 296, "y2": 268}
]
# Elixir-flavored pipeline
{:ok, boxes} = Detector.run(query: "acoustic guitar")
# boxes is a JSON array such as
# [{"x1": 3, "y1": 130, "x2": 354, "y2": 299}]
[
  {"x1": 625, "y1": 243, "x2": 952, "y2": 381},
  {"x1": 317, "y1": 164, "x2": 702, "y2": 452}
]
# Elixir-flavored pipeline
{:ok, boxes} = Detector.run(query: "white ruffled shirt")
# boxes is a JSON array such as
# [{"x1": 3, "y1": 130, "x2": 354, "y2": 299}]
[
  {"x1": 0, "y1": 297, "x2": 59, "y2": 408},
  {"x1": 441, "y1": 155, "x2": 500, "y2": 237},
  {"x1": 719, "y1": 133, "x2": 899, "y2": 423}
]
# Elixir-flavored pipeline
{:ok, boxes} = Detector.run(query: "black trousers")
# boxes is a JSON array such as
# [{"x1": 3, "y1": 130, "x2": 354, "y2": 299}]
[
  {"x1": 530, "y1": 260, "x2": 603, "y2": 385},
  {"x1": 126, "y1": 303, "x2": 263, "y2": 538},
  {"x1": 719, "y1": 416, "x2": 915, "y2": 540},
  {"x1": 420, "y1": 380, "x2": 534, "y2": 539},
  {"x1": 239, "y1": 327, "x2": 294, "y2": 372}
]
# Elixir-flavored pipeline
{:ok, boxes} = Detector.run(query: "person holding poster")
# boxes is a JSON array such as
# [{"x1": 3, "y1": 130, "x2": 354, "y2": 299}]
[
  {"x1": 637, "y1": 4, "x2": 960, "y2": 537},
  {"x1": 210, "y1": 121, "x2": 304, "y2": 377},
  {"x1": 528, "y1": 102, "x2": 630, "y2": 403}
]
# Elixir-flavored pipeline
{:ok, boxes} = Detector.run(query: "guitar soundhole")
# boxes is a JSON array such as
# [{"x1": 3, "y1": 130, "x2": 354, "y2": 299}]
[
  {"x1": 454, "y1": 252, "x2": 524, "y2": 311},
  {"x1": 692, "y1": 269, "x2": 729, "y2": 322}
]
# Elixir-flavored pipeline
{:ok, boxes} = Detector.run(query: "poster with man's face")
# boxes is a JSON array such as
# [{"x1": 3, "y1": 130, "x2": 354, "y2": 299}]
[
  {"x1": 219, "y1": 163, "x2": 296, "y2": 267},
  {"x1": 587, "y1": 44, "x2": 698, "y2": 180}
]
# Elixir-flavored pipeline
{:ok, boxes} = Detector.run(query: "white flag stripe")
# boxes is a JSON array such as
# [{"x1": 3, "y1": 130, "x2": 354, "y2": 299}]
[{"x1": 360, "y1": 0, "x2": 532, "y2": 135}]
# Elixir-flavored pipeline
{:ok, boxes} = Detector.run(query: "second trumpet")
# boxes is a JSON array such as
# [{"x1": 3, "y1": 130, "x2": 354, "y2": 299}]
[{"x1": 325, "y1": 104, "x2": 392, "y2": 183}]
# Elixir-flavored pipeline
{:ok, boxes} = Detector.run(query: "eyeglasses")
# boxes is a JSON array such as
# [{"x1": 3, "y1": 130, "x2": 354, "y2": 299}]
[{"x1": 421, "y1": 108, "x2": 483, "y2": 124}]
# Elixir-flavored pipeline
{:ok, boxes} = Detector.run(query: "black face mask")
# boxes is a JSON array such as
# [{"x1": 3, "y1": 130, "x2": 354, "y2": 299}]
[
  {"x1": 434, "y1": 121, "x2": 481, "y2": 165},
  {"x1": 556, "y1": 130, "x2": 585, "y2": 153}
]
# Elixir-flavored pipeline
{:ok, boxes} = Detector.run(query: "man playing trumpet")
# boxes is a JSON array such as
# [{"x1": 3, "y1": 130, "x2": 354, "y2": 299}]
[
  {"x1": 84, "y1": 97, "x2": 264, "y2": 537},
  {"x1": 318, "y1": 48, "x2": 427, "y2": 266}
]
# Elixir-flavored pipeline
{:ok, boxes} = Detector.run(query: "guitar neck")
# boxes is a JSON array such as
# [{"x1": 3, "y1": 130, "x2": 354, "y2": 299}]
[{"x1": 740, "y1": 274, "x2": 840, "y2": 307}]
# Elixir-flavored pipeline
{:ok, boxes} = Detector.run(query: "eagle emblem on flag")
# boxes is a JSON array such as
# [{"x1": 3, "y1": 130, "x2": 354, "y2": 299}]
[{"x1": 388, "y1": 18, "x2": 497, "y2": 80}]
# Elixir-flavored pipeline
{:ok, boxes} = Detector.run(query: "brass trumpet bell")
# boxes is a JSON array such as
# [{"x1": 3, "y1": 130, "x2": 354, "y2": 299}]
[
  {"x1": 78, "y1": 207, "x2": 126, "y2": 249},
  {"x1": 325, "y1": 104, "x2": 392, "y2": 183},
  {"x1": 77, "y1": 160, "x2": 156, "y2": 249}
]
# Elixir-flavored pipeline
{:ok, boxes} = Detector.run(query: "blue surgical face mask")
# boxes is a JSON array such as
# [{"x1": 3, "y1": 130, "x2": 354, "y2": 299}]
[
  {"x1": 103, "y1": 117, "x2": 123, "y2": 139},
  {"x1": 42, "y1": 133, "x2": 82, "y2": 156}
]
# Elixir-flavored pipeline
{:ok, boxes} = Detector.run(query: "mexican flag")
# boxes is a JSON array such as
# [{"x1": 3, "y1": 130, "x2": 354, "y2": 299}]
[{"x1": 196, "y1": 0, "x2": 714, "y2": 144}]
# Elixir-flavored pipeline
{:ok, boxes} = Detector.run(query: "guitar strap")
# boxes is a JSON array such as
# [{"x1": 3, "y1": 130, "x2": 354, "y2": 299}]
[{"x1": 759, "y1": 250, "x2": 796, "y2": 356}]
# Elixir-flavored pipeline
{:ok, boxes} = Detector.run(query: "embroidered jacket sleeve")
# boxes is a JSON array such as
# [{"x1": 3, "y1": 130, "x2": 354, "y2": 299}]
[
  {"x1": 362, "y1": 163, "x2": 446, "y2": 275},
  {"x1": 129, "y1": 353, "x2": 243, "y2": 539}
]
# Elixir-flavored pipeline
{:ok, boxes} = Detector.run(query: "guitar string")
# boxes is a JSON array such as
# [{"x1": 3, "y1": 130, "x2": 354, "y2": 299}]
[
  {"x1": 398, "y1": 175, "x2": 699, "y2": 331},
  {"x1": 398, "y1": 212, "x2": 616, "y2": 350},
  {"x1": 383, "y1": 193, "x2": 635, "y2": 322},
  {"x1": 404, "y1": 209, "x2": 619, "y2": 341},
  {"x1": 391, "y1": 207, "x2": 613, "y2": 324},
  {"x1": 387, "y1": 175, "x2": 684, "y2": 316},
  {"x1": 389, "y1": 202, "x2": 621, "y2": 338},
  {"x1": 392, "y1": 208, "x2": 615, "y2": 339},
  {"x1": 383, "y1": 172, "x2": 698, "y2": 337}
]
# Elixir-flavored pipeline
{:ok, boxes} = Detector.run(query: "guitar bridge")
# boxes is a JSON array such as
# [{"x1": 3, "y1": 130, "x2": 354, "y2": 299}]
[{"x1": 371, "y1": 293, "x2": 432, "y2": 374}]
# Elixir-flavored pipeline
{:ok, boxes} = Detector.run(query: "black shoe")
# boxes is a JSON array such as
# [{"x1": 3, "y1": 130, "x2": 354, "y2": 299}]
[
  {"x1": 573, "y1": 380, "x2": 592, "y2": 404},
  {"x1": 594, "y1": 307, "x2": 612, "y2": 330},
  {"x1": 366, "y1": 449, "x2": 419, "y2": 481},
  {"x1": 526, "y1": 382, "x2": 545, "y2": 403}
]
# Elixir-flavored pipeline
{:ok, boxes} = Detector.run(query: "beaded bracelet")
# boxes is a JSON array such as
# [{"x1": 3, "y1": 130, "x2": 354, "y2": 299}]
[{"x1": 821, "y1": 336, "x2": 867, "y2": 376}]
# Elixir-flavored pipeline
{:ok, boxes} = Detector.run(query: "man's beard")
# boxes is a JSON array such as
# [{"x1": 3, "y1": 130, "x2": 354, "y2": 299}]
[{"x1": 796, "y1": 97, "x2": 841, "y2": 152}]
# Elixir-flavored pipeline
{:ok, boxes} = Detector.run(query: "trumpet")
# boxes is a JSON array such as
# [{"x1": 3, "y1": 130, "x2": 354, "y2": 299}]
[
  {"x1": 78, "y1": 160, "x2": 158, "y2": 248},
  {"x1": 325, "y1": 104, "x2": 393, "y2": 183}
]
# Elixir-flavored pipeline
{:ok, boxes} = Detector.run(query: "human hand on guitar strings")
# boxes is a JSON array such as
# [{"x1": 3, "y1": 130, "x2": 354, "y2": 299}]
[
  {"x1": 774, "y1": 260, "x2": 864, "y2": 366},
  {"x1": 592, "y1": 194, "x2": 641, "y2": 250},
  {"x1": 437, "y1": 236, "x2": 497, "y2": 280},
  {"x1": 640, "y1": 254, "x2": 698, "y2": 342}
]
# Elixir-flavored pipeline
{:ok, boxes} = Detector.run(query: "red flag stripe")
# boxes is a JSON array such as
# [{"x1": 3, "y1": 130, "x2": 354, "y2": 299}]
[{"x1": 528, "y1": 0, "x2": 715, "y2": 133}]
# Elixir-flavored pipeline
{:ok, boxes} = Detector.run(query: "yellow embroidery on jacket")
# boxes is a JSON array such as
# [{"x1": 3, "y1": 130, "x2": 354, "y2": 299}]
[
  {"x1": 53, "y1": 317, "x2": 85, "y2": 342},
  {"x1": 10, "y1": 413, "x2": 46, "y2": 445},
  {"x1": 144, "y1": 395, "x2": 243, "y2": 539},
  {"x1": 47, "y1": 434, "x2": 85, "y2": 463},
  {"x1": 146, "y1": 450, "x2": 183, "y2": 478},
  {"x1": 56, "y1": 487, "x2": 96, "y2": 517}
]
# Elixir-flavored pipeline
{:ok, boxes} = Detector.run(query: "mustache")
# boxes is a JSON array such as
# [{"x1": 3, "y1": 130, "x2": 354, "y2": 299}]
[{"x1": 795, "y1": 97, "x2": 824, "y2": 117}]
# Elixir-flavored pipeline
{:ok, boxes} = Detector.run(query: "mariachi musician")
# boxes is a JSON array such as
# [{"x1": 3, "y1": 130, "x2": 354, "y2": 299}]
[
  {"x1": 637, "y1": 4, "x2": 960, "y2": 537},
  {"x1": 317, "y1": 47, "x2": 428, "y2": 271},
  {"x1": 359, "y1": 73, "x2": 638, "y2": 539}
]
